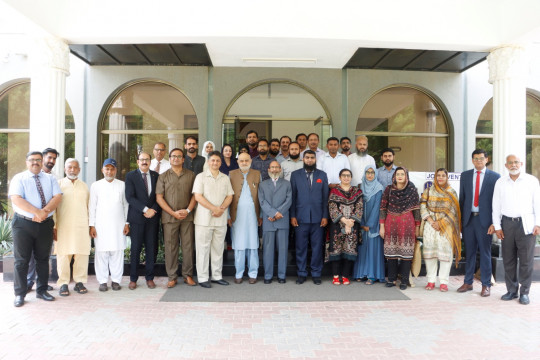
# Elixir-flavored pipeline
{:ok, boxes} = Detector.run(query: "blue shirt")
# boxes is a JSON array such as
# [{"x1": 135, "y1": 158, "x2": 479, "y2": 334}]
[
  {"x1": 377, "y1": 165, "x2": 397, "y2": 189},
  {"x1": 8, "y1": 170, "x2": 62, "y2": 218},
  {"x1": 471, "y1": 167, "x2": 486, "y2": 212},
  {"x1": 251, "y1": 155, "x2": 274, "y2": 181}
]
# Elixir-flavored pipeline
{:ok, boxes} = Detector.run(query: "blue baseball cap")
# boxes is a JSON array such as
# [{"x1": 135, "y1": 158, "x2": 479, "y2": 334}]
[{"x1": 103, "y1": 158, "x2": 117, "y2": 168}]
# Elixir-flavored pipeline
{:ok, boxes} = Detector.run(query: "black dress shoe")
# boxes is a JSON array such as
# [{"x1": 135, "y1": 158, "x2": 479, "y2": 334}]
[
  {"x1": 14, "y1": 295, "x2": 25, "y2": 307},
  {"x1": 501, "y1": 292, "x2": 518, "y2": 301},
  {"x1": 313, "y1": 277, "x2": 322, "y2": 285},
  {"x1": 264, "y1": 279, "x2": 272, "y2": 284},
  {"x1": 399, "y1": 283, "x2": 407, "y2": 290},
  {"x1": 211, "y1": 279, "x2": 229, "y2": 286},
  {"x1": 199, "y1": 281, "x2": 211, "y2": 288},
  {"x1": 36, "y1": 291, "x2": 55, "y2": 301},
  {"x1": 519, "y1": 294, "x2": 530, "y2": 305},
  {"x1": 385, "y1": 281, "x2": 396, "y2": 288},
  {"x1": 278, "y1": 278, "x2": 286, "y2": 284},
  {"x1": 296, "y1": 276, "x2": 306, "y2": 284}
]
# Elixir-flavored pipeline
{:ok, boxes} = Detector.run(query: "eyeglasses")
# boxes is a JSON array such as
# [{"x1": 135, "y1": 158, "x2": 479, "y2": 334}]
[
  {"x1": 138, "y1": 158, "x2": 151, "y2": 162},
  {"x1": 473, "y1": 157, "x2": 486, "y2": 162},
  {"x1": 365, "y1": 171, "x2": 375, "y2": 175},
  {"x1": 506, "y1": 161, "x2": 521, "y2": 165},
  {"x1": 26, "y1": 158, "x2": 42, "y2": 163},
  {"x1": 340, "y1": 174, "x2": 352, "y2": 178},
  {"x1": 170, "y1": 155, "x2": 183, "y2": 159},
  {"x1": 154, "y1": 148, "x2": 166, "y2": 152}
]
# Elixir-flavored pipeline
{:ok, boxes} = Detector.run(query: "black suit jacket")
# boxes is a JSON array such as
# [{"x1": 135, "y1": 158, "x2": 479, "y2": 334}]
[{"x1": 125, "y1": 169, "x2": 161, "y2": 225}]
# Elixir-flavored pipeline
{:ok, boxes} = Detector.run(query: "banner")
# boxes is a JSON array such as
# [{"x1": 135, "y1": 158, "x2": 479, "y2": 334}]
[{"x1": 409, "y1": 172, "x2": 461, "y2": 198}]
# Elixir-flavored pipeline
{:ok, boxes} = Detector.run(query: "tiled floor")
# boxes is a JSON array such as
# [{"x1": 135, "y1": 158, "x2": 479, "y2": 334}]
[{"x1": 0, "y1": 275, "x2": 538, "y2": 360}]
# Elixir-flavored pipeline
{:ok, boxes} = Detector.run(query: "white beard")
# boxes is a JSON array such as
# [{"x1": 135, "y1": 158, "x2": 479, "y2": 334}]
[
  {"x1": 104, "y1": 176, "x2": 115, "y2": 182},
  {"x1": 269, "y1": 173, "x2": 280, "y2": 180},
  {"x1": 509, "y1": 169, "x2": 520, "y2": 176},
  {"x1": 66, "y1": 174, "x2": 78, "y2": 180}
]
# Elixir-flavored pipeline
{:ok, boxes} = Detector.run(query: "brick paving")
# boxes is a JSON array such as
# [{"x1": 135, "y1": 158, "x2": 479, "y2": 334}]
[{"x1": 0, "y1": 275, "x2": 539, "y2": 360}]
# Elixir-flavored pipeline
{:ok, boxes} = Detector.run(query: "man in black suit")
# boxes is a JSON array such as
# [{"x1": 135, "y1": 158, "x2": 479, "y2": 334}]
[
  {"x1": 458, "y1": 149, "x2": 500, "y2": 297},
  {"x1": 125, "y1": 152, "x2": 160, "y2": 290}
]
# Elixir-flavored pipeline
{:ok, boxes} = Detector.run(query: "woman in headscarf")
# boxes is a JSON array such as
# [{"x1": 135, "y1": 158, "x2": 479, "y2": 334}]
[
  {"x1": 420, "y1": 168, "x2": 461, "y2": 292},
  {"x1": 237, "y1": 143, "x2": 250, "y2": 158},
  {"x1": 353, "y1": 166, "x2": 386, "y2": 284},
  {"x1": 201, "y1": 140, "x2": 215, "y2": 172},
  {"x1": 326, "y1": 169, "x2": 363, "y2": 285},
  {"x1": 219, "y1": 144, "x2": 239, "y2": 176},
  {"x1": 379, "y1": 167, "x2": 421, "y2": 290}
]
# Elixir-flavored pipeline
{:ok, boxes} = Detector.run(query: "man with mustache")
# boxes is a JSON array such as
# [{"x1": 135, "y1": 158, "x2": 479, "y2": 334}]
[
  {"x1": 184, "y1": 136, "x2": 205, "y2": 176},
  {"x1": 9, "y1": 151, "x2": 62, "y2": 307},
  {"x1": 27, "y1": 147, "x2": 59, "y2": 293},
  {"x1": 340, "y1": 137, "x2": 352, "y2": 156},
  {"x1": 275, "y1": 135, "x2": 291, "y2": 163},
  {"x1": 492, "y1": 154, "x2": 540, "y2": 305}
]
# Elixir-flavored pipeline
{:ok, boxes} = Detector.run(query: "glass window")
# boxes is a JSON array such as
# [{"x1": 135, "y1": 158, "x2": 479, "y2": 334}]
[
  {"x1": 223, "y1": 81, "x2": 332, "y2": 151},
  {"x1": 0, "y1": 81, "x2": 74, "y2": 213},
  {"x1": 475, "y1": 93, "x2": 540, "y2": 178},
  {"x1": 356, "y1": 86, "x2": 449, "y2": 171},
  {"x1": 100, "y1": 81, "x2": 198, "y2": 180}
]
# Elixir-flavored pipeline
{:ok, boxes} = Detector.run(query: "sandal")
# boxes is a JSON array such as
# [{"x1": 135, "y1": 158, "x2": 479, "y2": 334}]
[
  {"x1": 365, "y1": 279, "x2": 374, "y2": 285},
  {"x1": 332, "y1": 276, "x2": 341, "y2": 285},
  {"x1": 74, "y1": 282, "x2": 88, "y2": 294},
  {"x1": 342, "y1": 277, "x2": 350, "y2": 285},
  {"x1": 440, "y1": 284, "x2": 448, "y2": 292},
  {"x1": 59, "y1": 284, "x2": 70, "y2": 296},
  {"x1": 425, "y1": 282, "x2": 435, "y2": 290}
]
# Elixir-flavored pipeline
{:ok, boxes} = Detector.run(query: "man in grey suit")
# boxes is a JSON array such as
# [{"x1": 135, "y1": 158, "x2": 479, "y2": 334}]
[{"x1": 258, "y1": 161, "x2": 292, "y2": 284}]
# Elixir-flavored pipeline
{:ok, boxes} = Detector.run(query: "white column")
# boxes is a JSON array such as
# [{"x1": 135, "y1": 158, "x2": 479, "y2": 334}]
[
  {"x1": 28, "y1": 35, "x2": 70, "y2": 178},
  {"x1": 487, "y1": 45, "x2": 528, "y2": 174}
]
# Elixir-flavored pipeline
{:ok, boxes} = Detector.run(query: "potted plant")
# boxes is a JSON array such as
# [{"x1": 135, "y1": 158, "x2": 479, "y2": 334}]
[{"x1": 0, "y1": 213, "x2": 13, "y2": 275}]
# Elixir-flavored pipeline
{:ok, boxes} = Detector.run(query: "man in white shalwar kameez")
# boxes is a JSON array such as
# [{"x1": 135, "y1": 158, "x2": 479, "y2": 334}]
[
  {"x1": 89, "y1": 159, "x2": 129, "y2": 292},
  {"x1": 55, "y1": 158, "x2": 91, "y2": 296}
]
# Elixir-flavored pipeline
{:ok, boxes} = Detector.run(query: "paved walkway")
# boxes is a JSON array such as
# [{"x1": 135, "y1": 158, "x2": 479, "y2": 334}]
[{"x1": 0, "y1": 275, "x2": 539, "y2": 360}]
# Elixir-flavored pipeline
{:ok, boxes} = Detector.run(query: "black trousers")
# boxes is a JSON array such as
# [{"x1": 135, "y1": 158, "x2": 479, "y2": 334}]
[
  {"x1": 387, "y1": 258, "x2": 411, "y2": 284},
  {"x1": 501, "y1": 217, "x2": 536, "y2": 295},
  {"x1": 12, "y1": 215, "x2": 54, "y2": 296},
  {"x1": 129, "y1": 220, "x2": 159, "y2": 282}
]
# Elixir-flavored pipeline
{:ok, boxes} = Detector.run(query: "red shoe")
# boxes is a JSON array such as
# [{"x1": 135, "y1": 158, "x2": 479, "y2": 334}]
[
  {"x1": 440, "y1": 284, "x2": 448, "y2": 292},
  {"x1": 425, "y1": 282, "x2": 435, "y2": 290},
  {"x1": 332, "y1": 276, "x2": 341, "y2": 285},
  {"x1": 342, "y1": 277, "x2": 350, "y2": 285}
]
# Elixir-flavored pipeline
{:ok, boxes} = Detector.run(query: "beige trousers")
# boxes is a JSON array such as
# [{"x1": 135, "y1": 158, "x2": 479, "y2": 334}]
[
  {"x1": 425, "y1": 257, "x2": 452, "y2": 285},
  {"x1": 195, "y1": 225, "x2": 226, "y2": 283},
  {"x1": 56, "y1": 254, "x2": 89, "y2": 286}
]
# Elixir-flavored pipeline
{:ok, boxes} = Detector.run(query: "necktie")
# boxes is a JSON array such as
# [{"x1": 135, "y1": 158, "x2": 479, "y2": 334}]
[
  {"x1": 473, "y1": 171, "x2": 480, "y2": 207},
  {"x1": 34, "y1": 174, "x2": 47, "y2": 208},
  {"x1": 306, "y1": 172, "x2": 312, "y2": 189},
  {"x1": 142, "y1": 172, "x2": 149, "y2": 195},
  {"x1": 155, "y1": 161, "x2": 160, "y2": 174}
]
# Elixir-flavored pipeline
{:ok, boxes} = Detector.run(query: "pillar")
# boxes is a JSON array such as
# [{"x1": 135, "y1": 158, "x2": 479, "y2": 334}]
[
  {"x1": 487, "y1": 45, "x2": 528, "y2": 174},
  {"x1": 28, "y1": 35, "x2": 70, "y2": 178}
]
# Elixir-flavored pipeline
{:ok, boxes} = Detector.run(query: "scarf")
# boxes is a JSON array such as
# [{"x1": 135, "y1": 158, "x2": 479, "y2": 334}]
[
  {"x1": 421, "y1": 179, "x2": 462, "y2": 267},
  {"x1": 361, "y1": 166, "x2": 384, "y2": 203},
  {"x1": 387, "y1": 166, "x2": 419, "y2": 214}
]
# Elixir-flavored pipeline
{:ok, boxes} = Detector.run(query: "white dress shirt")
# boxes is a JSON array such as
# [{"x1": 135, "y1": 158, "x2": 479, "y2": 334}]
[
  {"x1": 300, "y1": 148, "x2": 325, "y2": 168},
  {"x1": 348, "y1": 153, "x2": 376, "y2": 186},
  {"x1": 150, "y1": 158, "x2": 171, "y2": 174},
  {"x1": 492, "y1": 172, "x2": 540, "y2": 234},
  {"x1": 320, "y1": 152, "x2": 350, "y2": 185}
]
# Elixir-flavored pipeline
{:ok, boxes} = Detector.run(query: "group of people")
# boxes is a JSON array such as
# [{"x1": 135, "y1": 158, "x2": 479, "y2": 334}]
[{"x1": 8, "y1": 131, "x2": 540, "y2": 308}]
